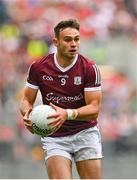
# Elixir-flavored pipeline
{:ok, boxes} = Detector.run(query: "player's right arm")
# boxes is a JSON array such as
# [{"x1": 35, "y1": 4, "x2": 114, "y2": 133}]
[{"x1": 20, "y1": 87, "x2": 38, "y2": 133}]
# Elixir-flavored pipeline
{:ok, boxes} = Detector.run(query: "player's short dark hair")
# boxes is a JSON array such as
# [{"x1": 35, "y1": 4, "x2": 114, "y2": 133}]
[{"x1": 54, "y1": 19, "x2": 80, "y2": 38}]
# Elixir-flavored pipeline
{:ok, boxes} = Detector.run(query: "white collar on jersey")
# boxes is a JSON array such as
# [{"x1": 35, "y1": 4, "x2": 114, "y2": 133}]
[{"x1": 54, "y1": 53, "x2": 78, "y2": 72}]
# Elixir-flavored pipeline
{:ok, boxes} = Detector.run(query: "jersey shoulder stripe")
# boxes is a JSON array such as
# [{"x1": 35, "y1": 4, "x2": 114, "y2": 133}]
[{"x1": 92, "y1": 64, "x2": 101, "y2": 85}]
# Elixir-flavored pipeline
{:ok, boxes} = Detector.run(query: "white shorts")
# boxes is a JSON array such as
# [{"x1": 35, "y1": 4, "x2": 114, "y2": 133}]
[{"x1": 41, "y1": 126, "x2": 103, "y2": 162}]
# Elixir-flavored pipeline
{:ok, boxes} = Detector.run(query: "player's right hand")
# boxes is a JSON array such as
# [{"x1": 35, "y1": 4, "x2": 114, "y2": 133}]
[{"x1": 23, "y1": 110, "x2": 34, "y2": 134}]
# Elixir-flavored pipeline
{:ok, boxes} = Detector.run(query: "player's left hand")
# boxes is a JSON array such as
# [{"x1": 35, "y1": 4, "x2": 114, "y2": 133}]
[{"x1": 47, "y1": 102, "x2": 67, "y2": 129}]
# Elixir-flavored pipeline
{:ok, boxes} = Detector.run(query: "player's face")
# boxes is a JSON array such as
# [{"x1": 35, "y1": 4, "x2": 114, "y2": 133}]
[{"x1": 54, "y1": 28, "x2": 80, "y2": 59}]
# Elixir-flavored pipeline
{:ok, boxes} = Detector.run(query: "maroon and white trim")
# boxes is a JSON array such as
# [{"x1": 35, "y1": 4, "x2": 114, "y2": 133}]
[
  {"x1": 54, "y1": 53, "x2": 78, "y2": 72},
  {"x1": 92, "y1": 64, "x2": 101, "y2": 85},
  {"x1": 26, "y1": 82, "x2": 39, "y2": 89},
  {"x1": 84, "y1": 86, "x2": 101, "y2": 92}
]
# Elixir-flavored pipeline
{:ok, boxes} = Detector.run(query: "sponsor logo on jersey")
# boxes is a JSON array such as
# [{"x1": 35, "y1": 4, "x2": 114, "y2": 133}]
[
  {"x1": 58, "y1": 75, "x2": 69, "y2": 78},
  {"x1": 45, "y1": 92, "x2": 84, "y2": 104},
  {"x1": 74, "y1": 76, "x2": 81, "y2": 85},
  {"x1": 43, "y1": 75, "x2": 53, "y2": 81}
]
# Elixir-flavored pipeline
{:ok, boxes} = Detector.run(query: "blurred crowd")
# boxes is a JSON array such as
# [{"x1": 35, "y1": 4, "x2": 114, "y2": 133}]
[{"x1": 0, "y1": 0, "x2": 137, "y2": 161}]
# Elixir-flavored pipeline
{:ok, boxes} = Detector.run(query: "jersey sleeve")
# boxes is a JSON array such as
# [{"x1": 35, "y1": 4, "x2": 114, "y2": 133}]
[
  {"x1": 84, "y1": 63, "x2": 101, "y2": 92},
  {"x1": 26, "y1": 63, "x2": 39, "y2": 89}
]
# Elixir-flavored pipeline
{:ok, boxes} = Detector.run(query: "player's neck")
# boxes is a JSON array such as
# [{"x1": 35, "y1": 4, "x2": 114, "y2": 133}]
[{"x1": 56, "y1": 53, "x2": 75, "y2": 68}]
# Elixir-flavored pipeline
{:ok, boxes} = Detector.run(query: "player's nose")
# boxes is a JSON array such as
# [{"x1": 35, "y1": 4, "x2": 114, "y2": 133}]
[{"x1": 70, "y1": 40, "x2": 77, "y2": 46}]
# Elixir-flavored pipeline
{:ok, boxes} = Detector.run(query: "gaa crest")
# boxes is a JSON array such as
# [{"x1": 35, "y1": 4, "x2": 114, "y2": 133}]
[{"x1": 74, "y1": 76, "x2": 81, "y2": 85}]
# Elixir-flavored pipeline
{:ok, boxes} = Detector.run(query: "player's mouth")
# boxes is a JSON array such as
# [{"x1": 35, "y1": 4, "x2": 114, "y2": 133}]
[{"x1": 69, "y1": 49, "x2": 77, "y2": 53}]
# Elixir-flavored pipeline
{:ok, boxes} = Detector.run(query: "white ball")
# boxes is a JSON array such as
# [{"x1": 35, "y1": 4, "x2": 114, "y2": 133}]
[{"x1": 30, "y1": 105, "x2": 56, "y2": 137}]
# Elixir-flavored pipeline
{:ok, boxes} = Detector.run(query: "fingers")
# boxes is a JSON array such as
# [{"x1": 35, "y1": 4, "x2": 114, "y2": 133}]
[
  {"x1": 49, "y1": 102, "x2": 58, "y2": 111},
  {"x1": 48, "y1": 119, "x2": 60, "y2": 127},
  {"x1": 23, "y1": 120, "x2": 34, "y2": 133},
  {"x1": 26, "y1": 126, "x2": 34, "y2": 134},
  {"x1": 24, "y1": 122, "x2": 34, "y2": 134},
  {"x1": 49, "y1": 120, "x2": 62, "y2": 133},
  {"x1": 47, "y1": 103, "x2": 59, "y2": 119},
  {"x1": 24, "y1": 109, "x2": 32, "y2": 119},
  {"x1": 47, "y1": 113, "x2": 59, "y2": 119},
  {"x1": 23, "y1": 111, "x2": 34, "y2": 134},
  {"x1": 23, "y1": 114, "x2": 31, "y2": 126},
  {"x1": 48, "y1": 103, "x2": 67, "y2": 131},
  {"x1": 48, "y1": 117, "x2": 64, "y2": 132},
  {"x1": 23, "y1": 119, "x2": 31, "y2": 126}
]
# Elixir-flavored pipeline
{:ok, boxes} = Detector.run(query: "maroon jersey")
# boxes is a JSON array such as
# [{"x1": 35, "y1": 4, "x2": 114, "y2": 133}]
[{"x1": 26, "y1": 53, "x2": 101, "y2": 137}]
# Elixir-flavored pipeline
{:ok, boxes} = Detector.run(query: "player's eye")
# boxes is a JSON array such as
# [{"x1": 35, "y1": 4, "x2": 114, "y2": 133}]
[
  {"x1": 64, "y1": 38, "x2": 71, "y2": 42},
  {"x1": 75, "y1": 38, "x2": 80, "y2": 42}
]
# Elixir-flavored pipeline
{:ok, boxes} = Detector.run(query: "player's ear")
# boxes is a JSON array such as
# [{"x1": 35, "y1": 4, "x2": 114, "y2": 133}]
[{"x1": 53, "y1": 38, "x2": 58, "y2": 47}]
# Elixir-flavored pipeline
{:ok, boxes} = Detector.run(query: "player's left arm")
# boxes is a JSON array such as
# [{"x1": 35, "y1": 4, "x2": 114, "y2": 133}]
[
  {"x1": 76, "y1": 90, "x2": 102, "y2": 120},
  {"x1": 48, "y1": 90, "x2": 102, "y2": 125},
  {"x1": 75, "y1": 62, "x2": 102, "y2": 121}
]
